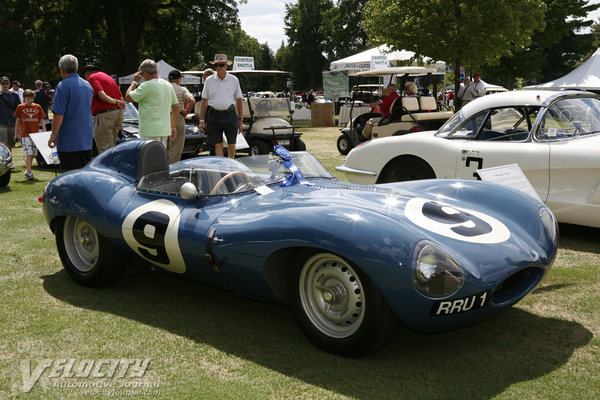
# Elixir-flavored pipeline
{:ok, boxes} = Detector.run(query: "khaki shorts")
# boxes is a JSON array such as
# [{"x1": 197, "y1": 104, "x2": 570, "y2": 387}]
[{"x1": 0, "y1": 125, "x2": 14, "y2": 147}]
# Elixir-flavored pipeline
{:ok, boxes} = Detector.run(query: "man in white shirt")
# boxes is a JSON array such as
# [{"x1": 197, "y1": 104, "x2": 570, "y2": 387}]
[
  {"x1": 198, "y1": 54, "x2": 244, "y2": 158},
  {"x1": 472, "y1": 73, "x2": 485, "y2": 98},
  {"x1": 10, "y1": 81, "x2": 24, "y2": 103}
]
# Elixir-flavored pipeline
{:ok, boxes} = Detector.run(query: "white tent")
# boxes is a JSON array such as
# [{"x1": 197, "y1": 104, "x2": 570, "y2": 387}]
[
  {"x1": 329, "y1": 45, "x2": 445, "y2": 74},
  {"x1": 524, "y1": 48, "x2": 600, "y2": 90},
  {"x1": 118, "y1": 59, "x2": 201, "y2": 85}
]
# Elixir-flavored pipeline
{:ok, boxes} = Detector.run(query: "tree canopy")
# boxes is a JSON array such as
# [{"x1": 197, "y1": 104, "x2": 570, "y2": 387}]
[{"x1": 362, "y1": 0, "x2": 548, "y2": 91}]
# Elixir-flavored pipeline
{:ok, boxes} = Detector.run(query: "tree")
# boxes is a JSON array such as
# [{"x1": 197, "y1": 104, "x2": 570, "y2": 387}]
[
  {"x1": 481, "y1": 0, "x2": 599, "y2": 88},
  {"x1": 320, "y1": 0, "x2": 370, "y2": 60},
  {"x1": 284, "y1": 0, "x2": 334, "y2": 90},
  {"x1": 0, "y1": 1, "x2": 240, "y2": 85},
  {"x1": 362, "y1": 0, "x2": 547, "y2": 92}
]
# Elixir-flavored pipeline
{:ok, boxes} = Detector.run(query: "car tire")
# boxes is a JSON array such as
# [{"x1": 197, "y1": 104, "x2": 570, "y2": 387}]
[
  {"x1": 36, "y1": 152, "x2": 48, "y2": 168},
  {"x1": 288, "y1": 251, "x2": 400, "y2": 357},
  {"x1": 248, "y1": 140, "x2": 271, "y2": 155},
  {"x1": 56, "y1": 216, "x2": 125, "y2": 287},
  {"x1": 377, "y1": 157, "x2": 435, "y2": 183},
  {"x1": 294, "y1": 138, "x2": 306, "y2": 151},
  {"x1": 0, "y1": 171, "x2": 10, "y2": 187},
  {"x1": 337, "y1": 134, "x2": 353, "y2": 155}
]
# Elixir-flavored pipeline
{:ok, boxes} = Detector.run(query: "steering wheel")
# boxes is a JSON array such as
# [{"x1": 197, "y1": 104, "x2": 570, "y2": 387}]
[
  {"x1": 255, "y1": 100, "x2": 271, "y2": 115},
  {"x1": 210, "y1": 171, "x2": 252, "y2": 195}
]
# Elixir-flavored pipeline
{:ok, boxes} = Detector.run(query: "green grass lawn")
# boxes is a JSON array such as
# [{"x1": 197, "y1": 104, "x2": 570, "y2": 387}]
[{"x1": 1, "y1": 129, "x2": 599, "y2": 399}]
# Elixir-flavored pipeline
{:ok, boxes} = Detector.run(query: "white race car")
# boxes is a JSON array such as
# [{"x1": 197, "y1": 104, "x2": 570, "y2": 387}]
[{"x1": 337, "y1": 90, "x2": 600, "y2": 228}]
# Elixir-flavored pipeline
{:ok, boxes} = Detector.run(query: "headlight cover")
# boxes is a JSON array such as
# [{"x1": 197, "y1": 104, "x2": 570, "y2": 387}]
[
  {"x1": 413, "y1": 241, "x2": 464, "y2": 298},
  {"x1": 539, "y1": 206, "x2": 557, "y2": 244}
]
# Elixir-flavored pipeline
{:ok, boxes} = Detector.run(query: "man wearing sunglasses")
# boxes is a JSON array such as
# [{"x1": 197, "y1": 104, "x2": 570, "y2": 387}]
[
  {"x1": 198, "y1": 54, "x2": 243, "y2": 158},
  {"x1": 0, "y1": 76, "x2": 20, "y2": 151}
]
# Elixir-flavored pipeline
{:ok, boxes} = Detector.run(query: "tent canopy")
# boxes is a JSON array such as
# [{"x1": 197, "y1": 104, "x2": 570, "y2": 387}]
[
  {"x1": 118, "y1": 60, "x2": 201, "y2": 85},
  {"x1": 329, "y1": 45, "x2": 445, "y2": 74},
  {"x1": 524, "y1": 48, "x2": 600, "y2": 91}
]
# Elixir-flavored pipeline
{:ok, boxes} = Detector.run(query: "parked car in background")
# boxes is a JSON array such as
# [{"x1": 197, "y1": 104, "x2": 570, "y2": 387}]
[
  {"x1": 0, "y1": 143, "x2": 13, "y2": 187},
  {"x1": 337, "y1": 90, "x2": 600, "y2": 228},
  {"x1": 118, "y1": 102, "x2": 207, "y2": 159}
]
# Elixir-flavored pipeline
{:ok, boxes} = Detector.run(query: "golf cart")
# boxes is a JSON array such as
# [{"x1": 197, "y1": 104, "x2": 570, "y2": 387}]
[
  {"x1": 337, "y1": 66, "x2": 453, "y2": 155},
  {"x1": 229, "y1": 70, "x2": 305, "y2": 155}
]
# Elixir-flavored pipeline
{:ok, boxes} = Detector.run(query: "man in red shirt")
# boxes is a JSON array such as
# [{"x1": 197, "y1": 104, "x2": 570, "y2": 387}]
[
  {"x1": 379, "y1": 84, "x2": 399, "y2": 117},
  {"x1": 82, "y1": 65, "x2": 126, "y2": 154}
]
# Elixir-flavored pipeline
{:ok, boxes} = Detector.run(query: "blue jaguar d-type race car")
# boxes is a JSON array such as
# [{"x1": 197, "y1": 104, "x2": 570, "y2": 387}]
[{"x1": 42, "y1": 140, "x2": 558, "y2": 356}]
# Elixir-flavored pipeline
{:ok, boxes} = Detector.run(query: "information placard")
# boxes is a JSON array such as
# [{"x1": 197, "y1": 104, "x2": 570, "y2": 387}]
[{"x1": 477, "y1": 164, "x2": 540, "y2": 201}]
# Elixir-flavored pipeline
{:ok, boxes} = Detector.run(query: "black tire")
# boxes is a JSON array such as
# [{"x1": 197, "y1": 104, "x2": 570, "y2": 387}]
[
  {"x1": 56, "y1": 216, "x2": 125, "y2": 287},
  {"x1": 248, "y1": 140, "x2": 271, "y2": 155},
  {"x1": 337, "y1": 134, "x2": 353, "y2": 155},
  {"x1": 36, "y1": 152, "x2": 48, "y2": 167},
  {"x1": 377, "y1": 157, "x2": 435, "y2": 183},
  {"x1": 0, "y1": 171, "x2": 10, "y2": 187},
  {"x1": 294, "y1": 138, "x2": 306, "y2": 151},
  {"x1": 288, "y1": 251, "x2": 400, "y2": 357}
]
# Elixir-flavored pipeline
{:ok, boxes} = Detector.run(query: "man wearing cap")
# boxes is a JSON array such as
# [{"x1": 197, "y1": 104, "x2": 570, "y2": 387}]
[
  {"x1": 472, "y1": 73, "x2": 485, "y2": 98},
  {"x1": 82, "y1": 64, "x2": 126, "y2": 154},
  {"x1": 10, "y1": 81, "x2": 24, "y2": 103},
  {"x1": 198, "y1": 54, "x2": 243, "y2": 158},
  {"x1": 48, "y1": 54, "x2": 94, "y2": 170},
  {"x1": 0, "y1": 76, "x2": 21, "y2": 150},
  {"x1": 167, "y1": 69, "x2": 195, "y2": 163},
  {"x1": 125, "y1": 59, "x2": 179, "y2": 147}
]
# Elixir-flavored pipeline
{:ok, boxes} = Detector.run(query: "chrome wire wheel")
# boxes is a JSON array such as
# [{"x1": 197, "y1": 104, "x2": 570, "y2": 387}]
[
  {"x1": 299, "y1": 253, "x2": 365, "y2": 339},
  {"x1": 62, "y1": 216, "x2": 99, "y2": 273}
]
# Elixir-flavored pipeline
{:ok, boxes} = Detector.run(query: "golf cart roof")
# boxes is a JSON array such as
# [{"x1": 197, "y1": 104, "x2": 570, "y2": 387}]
[{"x1": 351, "y1": 66, "x2": 436, "y2": 77}]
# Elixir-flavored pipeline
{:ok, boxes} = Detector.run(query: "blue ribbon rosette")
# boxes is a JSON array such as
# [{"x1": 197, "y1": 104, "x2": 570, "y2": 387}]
[{"x1": 274, "y1": 145, "x2": 313, "y2": 187}]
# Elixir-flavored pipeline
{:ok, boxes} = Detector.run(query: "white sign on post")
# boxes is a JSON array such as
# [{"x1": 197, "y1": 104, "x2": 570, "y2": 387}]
[
  {"x1": 233, "y1": 56, "x2": 255, "y2": 71},
  {"x1": 370, "y1": 55, "x2": 389, "y2": 70},
  {"x1": 477, "y1": 164, "x2": 541, "y2": 201}
]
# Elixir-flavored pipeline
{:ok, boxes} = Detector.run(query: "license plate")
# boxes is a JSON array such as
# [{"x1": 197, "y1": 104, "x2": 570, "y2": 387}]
[
  {"x1": 277, "y1": 140, "x2": 290, "y2": 146},
  {"x1": 430, "y1": 290, "x2": 491, "y2": 316}
]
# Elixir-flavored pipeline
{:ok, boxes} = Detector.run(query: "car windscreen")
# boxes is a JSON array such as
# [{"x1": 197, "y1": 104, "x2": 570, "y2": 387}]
[
  {"x1": 138, "y1": 152, "x2": 333, "y2": 196},
  {"x1": 536, "y1": 96, "x2": 600, "y2": 140}
]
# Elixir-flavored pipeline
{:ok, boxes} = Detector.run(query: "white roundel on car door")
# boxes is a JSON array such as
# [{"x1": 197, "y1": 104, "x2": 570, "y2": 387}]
[{"x1": 122, "y1": 199, "x2": 186, "y2": 273}]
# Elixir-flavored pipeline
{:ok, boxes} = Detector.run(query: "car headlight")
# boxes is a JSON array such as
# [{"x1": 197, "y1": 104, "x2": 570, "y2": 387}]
[
  {"x1": 539, "y1": 206, "x2": 558, "y2": 243},
  {"x1": 413, "y1": 241, "x2": 464, "y2": 298}
]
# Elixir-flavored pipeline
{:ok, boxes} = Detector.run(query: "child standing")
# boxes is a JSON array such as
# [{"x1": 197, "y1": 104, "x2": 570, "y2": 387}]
[{"x1": 14, "y1": 89, "x2": 46, "y2": 180}]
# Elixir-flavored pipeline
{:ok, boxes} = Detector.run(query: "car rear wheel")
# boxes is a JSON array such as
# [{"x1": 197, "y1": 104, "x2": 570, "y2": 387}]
[
  {"x1": 288, "y1": 251, "x2": 399, "y2": 357},
  {"x1": 377, "y1": 157, "x2": 435, "y2": 183},
  {"x1": 56, "y1": 216, "x2": 125, "y2": 287},
  {"x1": 337, "y1": 134, "x2": 353, "y2": 155}
]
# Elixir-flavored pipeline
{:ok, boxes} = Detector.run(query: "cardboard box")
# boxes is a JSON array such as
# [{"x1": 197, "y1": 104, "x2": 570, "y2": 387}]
[{"x1": 311, "y1": 102, "x2": 334, "y2": 127}]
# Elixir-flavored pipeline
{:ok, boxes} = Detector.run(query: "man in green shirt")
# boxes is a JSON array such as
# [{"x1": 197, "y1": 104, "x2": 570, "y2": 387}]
[{"x1": 125, "y1": 59, "x2": 179, "y2": 147}]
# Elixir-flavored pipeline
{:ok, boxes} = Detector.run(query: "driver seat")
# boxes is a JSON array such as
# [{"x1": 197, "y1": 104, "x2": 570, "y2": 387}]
[{"x1": 137, "y1": 140, "x2": 169, "y2": 181}]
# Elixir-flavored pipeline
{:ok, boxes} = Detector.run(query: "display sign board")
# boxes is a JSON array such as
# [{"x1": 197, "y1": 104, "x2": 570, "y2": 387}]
[
  {"x1": 233, "y1": 56, "x2": 255, "y2": 71},
  {"x1": 29, "y1": 131, "x2": 57, "y2": 164},
  {"x1": 477, "y1": 164, "x2": 541, "y2": 201},
  {"x1": 322, "y1": 71, "x2": 349, "y2": 99}
]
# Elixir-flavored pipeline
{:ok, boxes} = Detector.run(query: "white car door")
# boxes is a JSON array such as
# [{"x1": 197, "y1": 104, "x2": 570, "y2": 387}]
[
  {"x1": 538, "y1": 96, "x2": 600, "y2": 226},
  {"x1": 453, "y1": 107, "x2": 550, "y2": 202}
]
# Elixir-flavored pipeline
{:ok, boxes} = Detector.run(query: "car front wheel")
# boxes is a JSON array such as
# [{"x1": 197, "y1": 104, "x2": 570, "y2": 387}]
[
  {"x1": 288, "y1": 251, "x2": 399, "y2": 357},
  {"x1": 56, "y1": 216, "x2": 125, "y2": 287},
  {"x1": 377, "y1": 157, "x2": 435, "y2": 183},
  {"x1": 248, "y1": 140, "x2": 271, "y2": 155}
]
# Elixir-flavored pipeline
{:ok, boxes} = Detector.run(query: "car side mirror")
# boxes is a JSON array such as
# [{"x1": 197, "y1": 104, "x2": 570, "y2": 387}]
[{"x1": 180, "y1": 182, "x2": 197, "y2": 200}]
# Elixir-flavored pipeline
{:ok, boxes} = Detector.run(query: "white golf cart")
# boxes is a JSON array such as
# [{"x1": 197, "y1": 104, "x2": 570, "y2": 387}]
[{"x1": 337, "y1": 66, "x2": 453, "y2": 155}]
